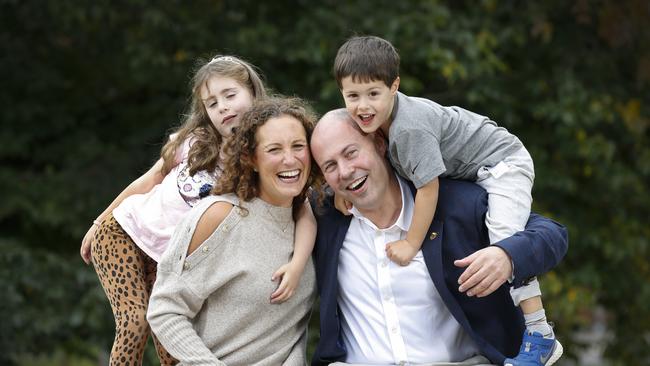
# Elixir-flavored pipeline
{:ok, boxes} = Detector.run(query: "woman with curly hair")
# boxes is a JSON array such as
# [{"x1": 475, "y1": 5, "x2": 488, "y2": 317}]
[
  {"x1": 80, "y1": 55, "x2": 316, "y2": 365},
  {"x1": 148, "y1": 97, "x2": 319, "y2": 365}
]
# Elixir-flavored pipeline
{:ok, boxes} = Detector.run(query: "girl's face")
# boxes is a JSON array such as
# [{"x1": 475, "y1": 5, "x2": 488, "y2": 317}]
[
  {"x1": 253, "y1": 115, "x2": 311, "y2": 207},
  {"x1": 200, "y1": 75, "x2": 254, "y2": 137}
]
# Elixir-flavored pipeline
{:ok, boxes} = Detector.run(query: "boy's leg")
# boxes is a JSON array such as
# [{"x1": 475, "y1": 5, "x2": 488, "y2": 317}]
[
  {"x1": 477, "y1": 150, "x2": 562, "y2": 365},
  {"x1": 91, "y1": 213, "x2": 155, "y2": 366}
]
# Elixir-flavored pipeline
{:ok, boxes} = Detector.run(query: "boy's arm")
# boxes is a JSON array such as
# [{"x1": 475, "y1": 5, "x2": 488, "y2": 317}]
[
  {"x1": 270, "y1": 199, "x2": 316, "y2": 303},
  {"x1": 386, "y1": 177, "x2": 439, "y2": 265}
]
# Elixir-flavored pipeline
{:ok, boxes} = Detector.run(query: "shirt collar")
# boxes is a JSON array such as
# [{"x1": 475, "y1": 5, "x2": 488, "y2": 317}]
[{"x1": 349, "y1": 173, "x2": 413, "y2": 232}]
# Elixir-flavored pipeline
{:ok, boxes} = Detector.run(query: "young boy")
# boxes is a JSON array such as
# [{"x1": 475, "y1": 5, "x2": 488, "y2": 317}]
[{"x1": 333, "y1": 35, "x2": 563, "y2": 366}]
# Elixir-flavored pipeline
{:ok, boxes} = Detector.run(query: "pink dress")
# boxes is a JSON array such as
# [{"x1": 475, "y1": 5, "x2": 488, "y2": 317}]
[{"x1": 112, "y1": 136, "x2": 220, "y2": 262}]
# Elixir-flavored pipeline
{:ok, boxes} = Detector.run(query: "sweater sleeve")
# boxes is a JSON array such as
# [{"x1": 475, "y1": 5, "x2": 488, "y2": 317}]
[
  {"x1": 146, "y1": 207, "x2": 227, "y2": 366},
  {"x1": 147, "y1": 268, "x2": 226, "y2": 366}
]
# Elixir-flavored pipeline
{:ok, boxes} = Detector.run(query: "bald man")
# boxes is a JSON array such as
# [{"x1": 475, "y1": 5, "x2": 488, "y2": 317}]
[{"x1": 309, "y1": 110, "x2": 567, "y2": 366}]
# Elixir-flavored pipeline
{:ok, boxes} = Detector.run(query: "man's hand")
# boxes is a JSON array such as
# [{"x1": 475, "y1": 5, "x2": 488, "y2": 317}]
[
  {"x1": 386, "y1": 239, "x2": 419, "y2": 266},
  {"x1": 454, "y1": 246, "x2": 512, "y2": 297}
]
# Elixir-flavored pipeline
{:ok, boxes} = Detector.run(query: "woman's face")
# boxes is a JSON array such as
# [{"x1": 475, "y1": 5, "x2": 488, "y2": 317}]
[
  {"x1": 253, "y1": 115, "x2": 311, "y2": 207},
  {"x1": 200, "y1": 75, "x2": 254, "y2": 137}
]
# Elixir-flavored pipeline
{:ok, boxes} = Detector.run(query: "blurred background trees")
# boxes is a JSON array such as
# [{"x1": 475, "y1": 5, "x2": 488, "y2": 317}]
[{"x1": 1, "y1": 0, "x2": 648, "y2": 364}]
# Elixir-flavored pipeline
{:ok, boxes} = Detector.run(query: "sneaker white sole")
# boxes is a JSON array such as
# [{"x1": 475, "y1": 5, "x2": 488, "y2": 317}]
[
  {"x1": 545, "y1": 340, "x2": 563, "y2": 365},
  {"x1": 503, "y1": 340, "x2": 564, "y2": 366}
]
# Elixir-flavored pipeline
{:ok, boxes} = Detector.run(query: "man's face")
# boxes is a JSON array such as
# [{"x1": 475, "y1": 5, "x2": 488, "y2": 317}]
[{"x1": 311, "y1": 116, "x2": 391, "y2": 213}]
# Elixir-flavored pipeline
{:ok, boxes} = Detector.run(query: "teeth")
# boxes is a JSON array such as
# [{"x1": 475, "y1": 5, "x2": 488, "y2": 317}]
[
  {"x1": 347, "y1": 176, "x2": 367, "y2": 190},
  {"x1": 359, "y1": 114, "x2": 373, "y2": 121},
  {"x1": 278, "y1": 169, "x2": 300, "y2": 178}
]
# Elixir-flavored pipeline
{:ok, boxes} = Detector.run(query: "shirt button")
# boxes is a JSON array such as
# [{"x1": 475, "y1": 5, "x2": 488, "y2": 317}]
[
  {"x1": 183, "y1": 262, "x2": 190, "y2": 270},
  {"x1": 383, "y1": 294, "x2": 391, "y2": 301},
  {"x1": 222, "y1": 224, "x2": 230, "y2": 232},
  {"x1": 398, "y1": 361, "x2": 407, "y2": 366},
  {"x1": 202, "y1": 246, "x2": 209, "y2": 253},
  {"x1": 381, "y1": 258, "x2": 389, "y2": 267},
  {"x1": 391, "y1": 326, "x2": 398, "y2": 334}
]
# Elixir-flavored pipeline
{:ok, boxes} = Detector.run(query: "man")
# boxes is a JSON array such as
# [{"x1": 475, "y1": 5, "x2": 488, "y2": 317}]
[{"x1": 309, "y1": 109, "x2": 568, "y2": 366}]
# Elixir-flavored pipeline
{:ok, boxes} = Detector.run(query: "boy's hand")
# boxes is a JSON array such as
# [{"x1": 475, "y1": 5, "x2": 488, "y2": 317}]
[
  {"x1": 454, "y1": 246, "x2": 512, "y2": 297},
  {"x1": 334, "y1": 193, "x2": 352, "y2": 216},
  {"x1": 270, "y1": 261, "x2": 304, "y2": 304},
  {"x1": 386, "y1": 239, "x2": 419, "y2": 266}
]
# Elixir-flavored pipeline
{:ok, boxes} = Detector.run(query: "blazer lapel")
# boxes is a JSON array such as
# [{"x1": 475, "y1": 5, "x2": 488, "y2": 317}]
[{"x1": 421, "y1": 220, "x2": 474, "y2": 335}]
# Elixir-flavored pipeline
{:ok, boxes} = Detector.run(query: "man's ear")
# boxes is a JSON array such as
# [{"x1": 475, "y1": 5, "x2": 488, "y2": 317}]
[{"x1": 390, "y1": 76, "x2": 400, "y2": 95}]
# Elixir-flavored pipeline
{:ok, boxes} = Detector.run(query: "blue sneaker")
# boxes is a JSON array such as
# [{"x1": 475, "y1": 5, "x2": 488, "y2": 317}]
[{"x1": 503, "y1": 330, "x2": 563, "y2": 366}]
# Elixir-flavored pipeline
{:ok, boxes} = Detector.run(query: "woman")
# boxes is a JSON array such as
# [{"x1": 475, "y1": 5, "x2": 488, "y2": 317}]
[{"x1": 147, "y1": 97, "x2": 318, "y2": 365}]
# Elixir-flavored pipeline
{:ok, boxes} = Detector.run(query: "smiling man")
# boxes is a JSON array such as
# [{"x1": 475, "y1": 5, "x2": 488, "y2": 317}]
[{"x1": 309, "y1": 109, "x2": 568, "y2": 366}]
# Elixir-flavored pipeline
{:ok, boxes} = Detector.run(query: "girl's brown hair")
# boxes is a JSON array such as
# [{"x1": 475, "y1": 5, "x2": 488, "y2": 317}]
[
  {"x1": 213, "y1": 96, "x2": 323, "y2": 218},
  {"x1": 160, "y1": 55, "x2": 267, "y2": 176}
]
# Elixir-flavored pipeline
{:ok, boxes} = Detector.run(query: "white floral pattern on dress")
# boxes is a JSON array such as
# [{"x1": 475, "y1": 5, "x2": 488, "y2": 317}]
[{"x1": 176, "y1": 160, "x2": 221, "y2": 207}]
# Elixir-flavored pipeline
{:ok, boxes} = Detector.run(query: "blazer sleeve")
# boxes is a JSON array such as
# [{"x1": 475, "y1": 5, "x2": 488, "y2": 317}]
[{"x1": 493, "y1": 213, "x2": 569, "y2": 288}]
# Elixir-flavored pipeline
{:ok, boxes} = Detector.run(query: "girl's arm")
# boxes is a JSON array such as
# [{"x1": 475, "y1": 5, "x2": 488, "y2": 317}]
[
  {"x1": 79, "y1": 158, "x2": 166, "y2": 264},
  {"x1": 270, "y1": 199, "x2": 316, "y2": 303}
]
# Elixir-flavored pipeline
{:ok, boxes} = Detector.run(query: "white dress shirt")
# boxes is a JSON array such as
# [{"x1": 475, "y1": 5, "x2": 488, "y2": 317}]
[{"x1": 338, "y1": 175, "x2": 480, "y2": 365}]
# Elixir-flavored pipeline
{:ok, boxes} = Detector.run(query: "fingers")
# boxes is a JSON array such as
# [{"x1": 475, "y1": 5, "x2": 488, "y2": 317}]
[
  {"x1": 80, "y1": 225, "x2": 98, "y2": 265},
  {"x1": 454, "y1": 251, "x2": 476, "y2": 268},
  {"x1": 385, "y1": 241, "x2": 415, "y2": 266},
  {"x1": 80, "y1": 242, "x2": 91, "y2": 265},
  {"x1": 457, "y1": 248, "x2": 510, "y2": 297},
  {"x1": 271, "y1": 264, "x2": 288, "y2": 282},
  {"x1": 344, "y1": 199, "x2": 352, "y2": 210},
  {"x1": 456, "y1": 255, "x2": 479, "y2": 284},
  {"x1": 270, "y1": 275, "x2": 295, "y2": 304}
]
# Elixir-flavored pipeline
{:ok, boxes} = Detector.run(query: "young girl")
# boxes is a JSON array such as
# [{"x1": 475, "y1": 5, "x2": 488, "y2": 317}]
[{"x1": 79, "y1": 55, "x2": 316, "y2": 366}]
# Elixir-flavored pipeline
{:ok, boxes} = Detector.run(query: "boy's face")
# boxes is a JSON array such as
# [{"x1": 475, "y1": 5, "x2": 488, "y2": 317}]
[{"x1": 340, "y1": 76, "x2": 400, "y2": 134}]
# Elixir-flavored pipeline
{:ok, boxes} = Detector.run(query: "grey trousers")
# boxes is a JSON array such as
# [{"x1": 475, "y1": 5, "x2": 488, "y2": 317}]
[{"x1": 329, "y1": 355, "x2": 496, "y2": 366}]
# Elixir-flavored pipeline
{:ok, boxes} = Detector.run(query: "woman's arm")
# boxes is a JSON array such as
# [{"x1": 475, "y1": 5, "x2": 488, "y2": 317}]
[{"x1": 147, "y1": 201, "x2": 233, "y2": 365}]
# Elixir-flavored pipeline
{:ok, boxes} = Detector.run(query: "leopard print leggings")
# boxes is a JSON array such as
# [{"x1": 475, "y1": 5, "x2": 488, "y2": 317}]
[{"x1": 91, "y1": 213, "x2": 177, "y2": 366}]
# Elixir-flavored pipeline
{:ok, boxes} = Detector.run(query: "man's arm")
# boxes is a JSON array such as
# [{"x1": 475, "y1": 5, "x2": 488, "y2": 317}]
[
  {"x1": 494, "y1": 213, "x2": 568, "y2": 288},
  {"x1": 455, "y1": 213, "x2": 568, "y2": 297}
]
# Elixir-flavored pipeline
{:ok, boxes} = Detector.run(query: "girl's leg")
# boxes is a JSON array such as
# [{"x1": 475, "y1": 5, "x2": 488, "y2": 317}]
[{"x1": 91, "y1": 213, "x2": 153, "y2": 366}]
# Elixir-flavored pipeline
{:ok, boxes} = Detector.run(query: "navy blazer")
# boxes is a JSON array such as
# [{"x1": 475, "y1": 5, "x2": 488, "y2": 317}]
[{"x1": 311, "y1": 178, "x2": 568, "y2": 365}]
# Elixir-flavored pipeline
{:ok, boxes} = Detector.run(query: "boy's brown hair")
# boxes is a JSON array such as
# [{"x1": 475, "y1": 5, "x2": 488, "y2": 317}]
[{"x1": 333, "y1": 35, "x2": 400, "y2": 88}]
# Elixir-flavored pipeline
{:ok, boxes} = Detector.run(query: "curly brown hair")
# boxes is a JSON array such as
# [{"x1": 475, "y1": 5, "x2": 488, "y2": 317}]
[
  {"x1": 159, "y1": 55, "x2": 267, "y2": 176},
  {"x1": 213, "y1": 96, "x2": 323, "y2": 218}
]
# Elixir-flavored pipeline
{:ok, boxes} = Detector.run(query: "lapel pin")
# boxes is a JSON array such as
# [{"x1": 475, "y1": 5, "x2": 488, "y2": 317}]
[{"x1": 429, "y1": 232, "x2": 438, "y2": 240}]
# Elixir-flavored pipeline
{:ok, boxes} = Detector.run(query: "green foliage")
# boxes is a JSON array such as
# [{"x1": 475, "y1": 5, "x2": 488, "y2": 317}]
[{"x1": 1, "y1": 0, "x2": 648, "y2": 364}]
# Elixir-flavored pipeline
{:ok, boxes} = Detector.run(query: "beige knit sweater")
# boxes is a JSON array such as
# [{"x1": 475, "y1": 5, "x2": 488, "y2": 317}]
[{"x1": 147, "y1": 194, "x2": 316, "y2": 366}]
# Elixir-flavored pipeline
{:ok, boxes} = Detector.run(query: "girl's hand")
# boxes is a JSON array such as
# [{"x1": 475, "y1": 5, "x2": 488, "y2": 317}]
[
  {"x1": 270, "y1": 261, "x2": 304, "y2": 304},
  {"x1": 334, "y1": 193, "x2": 352, "y2": 216},
  {"x1": 80, "y1": 225, "x2": 97, "y2": 265}
]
